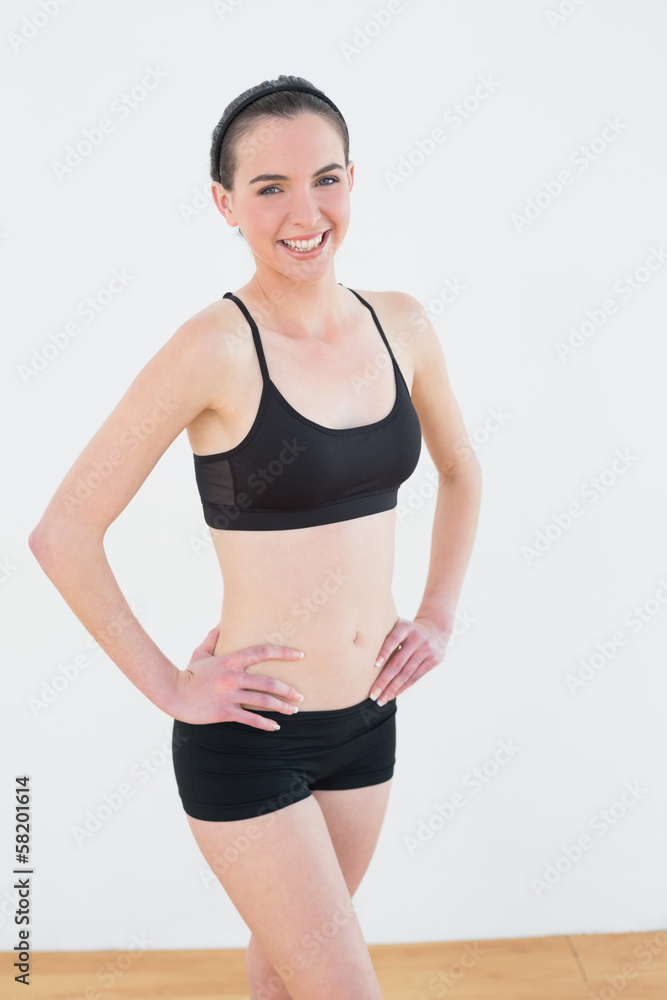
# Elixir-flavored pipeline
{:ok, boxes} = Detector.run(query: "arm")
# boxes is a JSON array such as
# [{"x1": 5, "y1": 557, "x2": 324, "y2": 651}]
[
  {"x1": 28, "y1": 305, "x2": 231, "y2": 716},
  {"x1": 371, "y1": 291, "x2": 482, "y2": 702},
  {"x1": 410, "y1": 295, "x2": 483, "y2": 639}
]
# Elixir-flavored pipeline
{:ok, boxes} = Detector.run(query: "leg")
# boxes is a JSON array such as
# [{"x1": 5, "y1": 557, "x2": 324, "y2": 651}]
[
  {"x1": 186, "y1": 790, "x2": 387, "y2": 1000},
  {"x1": 311, "y1": 779, "x2": 393, "y2": 895},
  {"x1": 246, "y1": 780, "x2": 393, "y2": 997}
]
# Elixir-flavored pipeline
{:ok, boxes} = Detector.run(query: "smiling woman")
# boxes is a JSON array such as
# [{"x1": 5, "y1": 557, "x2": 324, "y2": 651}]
[{"x1": 28, "y1": 72, "x2": 482, "y2": 999}]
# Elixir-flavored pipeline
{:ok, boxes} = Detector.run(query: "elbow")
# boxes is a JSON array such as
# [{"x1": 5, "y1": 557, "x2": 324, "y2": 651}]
[
  {"x1": 28, "y1": 524, "x2": 46, "y2": 559},
  {"x1": 460, "y1": 448, "x2": 482, "y2": 484},
  {"x1": 468, "y1": 452, "x2": 483, "y2": 482},
  {"x1": 28, "y1": 522, "x2": 58, "y2": 565},
  {"x1": 437, "y1": 450, "x2": 482, "y2": 486},
  {"x1": 28, "y1": 518, "x2": 97, "y2": 566}
]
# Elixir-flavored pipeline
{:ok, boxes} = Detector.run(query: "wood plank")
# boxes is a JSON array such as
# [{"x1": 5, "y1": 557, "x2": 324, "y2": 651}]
[
  {"x1": 1, "y1": 932, "x2": 665, "y2": 999},
  {"x1": 571, "y1": 931, "x2": 667, "y2": 999}
]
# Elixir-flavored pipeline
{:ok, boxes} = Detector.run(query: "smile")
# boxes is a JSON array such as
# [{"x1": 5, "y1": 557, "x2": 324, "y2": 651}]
[{"x1": 279, "y1": 230, "x2": 329, "y2": 252}]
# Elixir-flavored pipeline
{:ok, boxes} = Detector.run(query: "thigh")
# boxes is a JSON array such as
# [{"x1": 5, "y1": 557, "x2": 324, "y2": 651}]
[
  {"x1": 186, "y1": 796, "x2": 383, "y2": 999},
  {"x1": 311, "y1": 780, "x2": 393, "y2": 896}
]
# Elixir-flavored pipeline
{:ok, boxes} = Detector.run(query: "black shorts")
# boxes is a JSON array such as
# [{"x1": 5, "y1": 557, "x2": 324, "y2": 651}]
[{"x1": 171, "y1": 695, "x2": 397, "y2": 822}]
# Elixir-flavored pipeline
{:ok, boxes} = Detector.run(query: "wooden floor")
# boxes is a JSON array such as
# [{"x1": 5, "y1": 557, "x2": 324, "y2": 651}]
[{"x1": 3, "y1": 931, "x2": 666, "y2": 998}]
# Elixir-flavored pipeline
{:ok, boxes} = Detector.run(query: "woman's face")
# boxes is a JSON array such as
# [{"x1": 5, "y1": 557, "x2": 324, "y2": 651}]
[{"x1": 213, "y1": 113, "x2": 354, "y2": 282}]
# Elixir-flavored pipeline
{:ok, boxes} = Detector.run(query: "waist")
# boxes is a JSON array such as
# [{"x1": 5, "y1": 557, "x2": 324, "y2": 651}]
[
  {"x1": 216, "y1": 602, "x2": 399, "y2": 712},
  {"x1": 209, "y1": 511, "x2": 398, "y2": 709}
]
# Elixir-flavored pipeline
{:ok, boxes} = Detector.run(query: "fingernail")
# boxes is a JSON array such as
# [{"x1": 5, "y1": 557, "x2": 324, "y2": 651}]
[
  {"x1": 271, "y1": 722, "x2": 281, "y2": 730},
  {"x1": 370, "y1": 690, "x2": 379, "y2": 701},
  {"x1": 290, "y1": 706, "x2": 299, "y2": 714},
  {"x1": 375, "y1": 657, "x2": 384, "y2": 667},
  {"x1": 298, "y1": 651, "x2": 305, "y2": 658},
  {"x1": 377, "y1": 699, "x2": 386, "y2": 707}
]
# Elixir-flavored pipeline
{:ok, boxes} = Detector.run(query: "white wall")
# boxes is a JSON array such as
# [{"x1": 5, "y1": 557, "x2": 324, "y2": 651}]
[{"x1": 2, "y1": 0, "x2": 666, "y2": 955}]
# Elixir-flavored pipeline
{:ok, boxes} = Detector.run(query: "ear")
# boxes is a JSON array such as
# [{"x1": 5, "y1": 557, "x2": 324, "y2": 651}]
[
  {"x1": 211, "y1": 182, "x2": 239, "y2": 227},
  {"x1": 346, "y1": 160, "x2": 355, "y2": 194}
]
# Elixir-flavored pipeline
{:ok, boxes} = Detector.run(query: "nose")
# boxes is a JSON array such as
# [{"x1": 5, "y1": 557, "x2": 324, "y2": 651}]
[{"x1": 287, "y1": 185, "x2": 322, "y2": 230}]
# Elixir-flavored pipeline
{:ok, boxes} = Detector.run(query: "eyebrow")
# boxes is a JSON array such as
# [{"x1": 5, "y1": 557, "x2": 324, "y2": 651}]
[{"x1": 248, "y1": 163, "x2": 345, "y2": 185}]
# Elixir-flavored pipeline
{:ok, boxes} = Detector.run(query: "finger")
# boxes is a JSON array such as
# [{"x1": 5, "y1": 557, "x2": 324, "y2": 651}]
[
  {"x1": 378, "y1": 656, "x2": 429, "y2": 705},
  {"x1": 369, "y1": 658, "x2": 405, "y2": 702},
  {"x1": 229, "y1": 708, "x2": 284, "y2": 732},
  {"x1": 233, "y1": 644, "x2": 305, "y2": 671},
  {"x1": 371, "y1": 646, "x2": 424, "y2": 703},
  {"x1": 392, "y1": 661, "x2": 432, "y2": 699},
  {"x1": 370, "y1": 631, "x2": 419, "y2": 698},
  {"x1": 190, "y1": 624, "x2": 220, "y2": 660},
  {"x1": 241, "y1": 672, "x2": 304, "y2": 704},
  {"x1": 373, "y1": 625, "x2": 412, "y2": 669}
]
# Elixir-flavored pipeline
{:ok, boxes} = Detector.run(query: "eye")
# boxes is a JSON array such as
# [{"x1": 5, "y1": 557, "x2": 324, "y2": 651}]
[{"x1": 257, "y1": 176, "x2": 340, "y2": 196}]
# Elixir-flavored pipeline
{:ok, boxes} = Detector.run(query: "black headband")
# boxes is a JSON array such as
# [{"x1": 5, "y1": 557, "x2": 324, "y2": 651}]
[{"x1": 212, "y1": 84, "x2": 345, "y2": 183}]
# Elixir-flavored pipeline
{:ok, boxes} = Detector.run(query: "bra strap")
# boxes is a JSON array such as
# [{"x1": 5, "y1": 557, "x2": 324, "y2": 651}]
[
  {"x1": 343, "y1": 286, "x2": 402, "y2": 373},
  {"x1": 222, "y1": 291, "x2": 270, "y2": 383}
]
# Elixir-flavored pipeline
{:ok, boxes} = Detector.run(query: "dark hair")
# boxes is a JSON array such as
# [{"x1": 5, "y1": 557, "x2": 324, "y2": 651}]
[{"x1": 210, "y1": 73, "x2": 349, "y2": 190}]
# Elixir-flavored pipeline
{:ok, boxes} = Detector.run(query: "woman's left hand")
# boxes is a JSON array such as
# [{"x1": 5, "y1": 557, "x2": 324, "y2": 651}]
[{"x1": 369, "y1": 616, "x2": 451, "y2": 706}]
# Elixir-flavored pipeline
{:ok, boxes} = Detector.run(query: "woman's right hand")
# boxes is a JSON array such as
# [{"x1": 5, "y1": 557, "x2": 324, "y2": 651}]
[{"x1": 170, "y1": 625, "x2": 305, "y2": 729}]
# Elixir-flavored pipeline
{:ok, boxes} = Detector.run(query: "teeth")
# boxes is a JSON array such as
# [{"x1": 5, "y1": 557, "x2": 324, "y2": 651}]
[{"x1": 282, "y1": 232, "x2": 324, "y2": 251}]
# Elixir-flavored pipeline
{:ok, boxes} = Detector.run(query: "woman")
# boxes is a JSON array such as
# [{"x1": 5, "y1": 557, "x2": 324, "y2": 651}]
[{"x1": 29, "y1": 74, "x2": 482, "y2": 1000}]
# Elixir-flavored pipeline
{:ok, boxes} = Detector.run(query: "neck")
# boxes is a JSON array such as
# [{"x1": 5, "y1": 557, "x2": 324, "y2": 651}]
[{"x1": 243, "y1": 267, "x2": 348, "y2": 336}]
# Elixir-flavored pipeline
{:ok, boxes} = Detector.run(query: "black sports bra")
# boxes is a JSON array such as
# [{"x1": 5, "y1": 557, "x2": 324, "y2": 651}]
[{"x1": 193, "y1": 287, "x2": 422, "y2": 531}]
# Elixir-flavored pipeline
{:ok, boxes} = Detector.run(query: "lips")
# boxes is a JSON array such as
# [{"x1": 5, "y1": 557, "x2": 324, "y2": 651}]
[{"x1": 278, "y1": 228, "x2": 331, "y2": 256}]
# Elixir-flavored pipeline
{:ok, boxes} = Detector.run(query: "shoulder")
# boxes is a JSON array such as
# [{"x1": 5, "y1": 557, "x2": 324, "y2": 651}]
[
  {"x1": 346, "y1": 287, "x2": 440, "y2": 378},
  {"x1": 169, "y1": 295, "x2": 245, "y2": 352},
  {"x1": 347, "y1": 287, "x2": 433, "y2": 335},
  {"x1": 161, "y1": 295, "x2": 254, "y2": 385}
]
